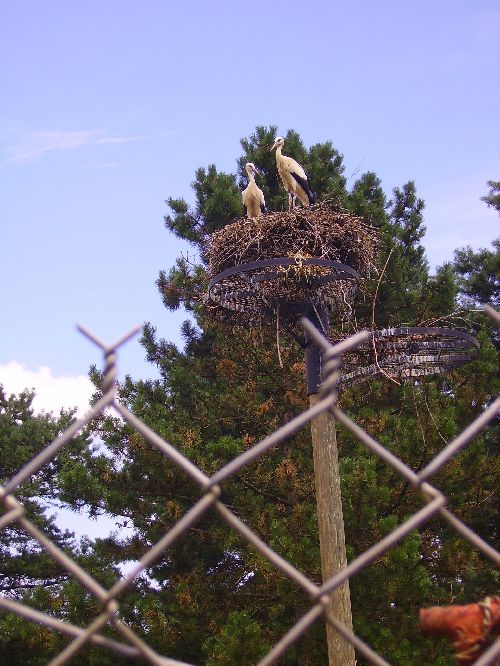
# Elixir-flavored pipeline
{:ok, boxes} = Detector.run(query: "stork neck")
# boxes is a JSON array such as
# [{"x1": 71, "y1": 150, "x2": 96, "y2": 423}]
[{"x1": 247, "y1": 170, "x2": 256, "y2": 183}]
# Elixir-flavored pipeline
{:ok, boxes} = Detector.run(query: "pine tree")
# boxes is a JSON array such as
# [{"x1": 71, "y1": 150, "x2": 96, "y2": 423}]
[
  {"x1": 0, "y1": 388, "x2": 140, "y2": 665},
  {"x1": 2, "y1": 130, "x2": 497, "y2": 665},
  {"x1": 0, "y1": 387, "x2": 77, "y2": 595},
  {"x1": 69, "y1": 127, "x2": 497, "y2": 665},
  {"x1": 453, "y1": 238, "x2": 500, "y2": 308},
  {"x1": 480, "y1": 180, "x2": 500, "y2": 213}
]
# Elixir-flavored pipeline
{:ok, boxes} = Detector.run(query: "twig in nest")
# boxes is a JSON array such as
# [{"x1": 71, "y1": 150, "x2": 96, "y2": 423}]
[
  {"x1": 276, "y1": 305, "x2": 283, "y2": 368},
  {"x1": 422, "y1": 387, "x2": 448, "y2": 445},
  {"x1": 371, "y1": 248, "x2": 401, "y2": 385}
]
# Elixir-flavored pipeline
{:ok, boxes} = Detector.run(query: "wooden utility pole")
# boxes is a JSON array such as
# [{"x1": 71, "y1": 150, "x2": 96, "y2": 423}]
[
  {"x1": 309, "y1": 395, "x2": 355, "y2": 665},
  {"x1": 305, "y1": 309, "x2": 355, "y2": 666}
]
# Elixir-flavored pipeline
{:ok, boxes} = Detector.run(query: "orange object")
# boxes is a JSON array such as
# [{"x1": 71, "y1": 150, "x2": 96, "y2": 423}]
[{"x1": 420, "y1": 596, "x2": 500, "y2": 665}]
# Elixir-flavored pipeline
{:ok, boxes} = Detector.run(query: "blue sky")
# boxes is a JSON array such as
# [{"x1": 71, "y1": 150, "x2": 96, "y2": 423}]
[{"x1": 1, "y1": 0, "x2": 499, "y2": 406}]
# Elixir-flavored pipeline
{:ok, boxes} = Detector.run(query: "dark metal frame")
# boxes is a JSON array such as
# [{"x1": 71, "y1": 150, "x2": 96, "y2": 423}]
[
  {"x1": 208, "y1": 261, "x2": 480, "y2": 394},
  {"x1": 208, "y1": 258, "x2": 360, "y2": 395},
  {"x1": 338, "y1": 326, "x2": 480, "y2": 388},
  {"x1": 208, "y1": 258, "x2": 359, "y2": 314}
]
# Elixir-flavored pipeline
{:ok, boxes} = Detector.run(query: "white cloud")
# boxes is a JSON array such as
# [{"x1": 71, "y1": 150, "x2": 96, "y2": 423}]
[
  {"x1": 95, "y1": 135, "x2": 143, "y2": 145},
  {"x1": 0, "y1": 362, "x2": 131, "y2": 542},
  {"x1": 0, "y1": 361, "x2": 94, "y2": 416},
  {"x1": 89, "y1": 161, "x2": 126, "y2": 169},
  {"x1": 4, "y1": 129, "x2": 143, "y2": 165},
  {"x1": 50, "y1": 504, "x2": 129, "y2": 541}
]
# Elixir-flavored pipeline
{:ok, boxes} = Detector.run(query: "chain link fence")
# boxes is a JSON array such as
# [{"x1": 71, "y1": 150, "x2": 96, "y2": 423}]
[{"x1": 1, "y1": 309, "x2": 499, "y2": 665}]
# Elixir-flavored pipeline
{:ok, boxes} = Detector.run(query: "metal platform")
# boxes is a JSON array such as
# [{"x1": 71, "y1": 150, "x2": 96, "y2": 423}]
[
  {"x1": 337, "y1": 326, "x2": 480, "y2": 388},
  {"x1": 207, "y1": 257, "x2": 359, "y2": 315}
]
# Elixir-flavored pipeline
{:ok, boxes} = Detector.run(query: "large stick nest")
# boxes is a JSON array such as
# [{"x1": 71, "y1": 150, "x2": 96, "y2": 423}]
[
  {"x1": 205, "y1": 201, "x2": 380, "y2": 325},
  {"x1": 207, "y1": 201, "x2": 379, "y2": 276}
]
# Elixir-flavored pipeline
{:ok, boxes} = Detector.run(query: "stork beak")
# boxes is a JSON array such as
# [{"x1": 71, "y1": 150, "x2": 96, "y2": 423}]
[
  {"x1": 253, "y1": 166, "x2": 263, "y2": 177},
  {"x1": 269, "y1": 140, "x2": 278, "y2": 152}
]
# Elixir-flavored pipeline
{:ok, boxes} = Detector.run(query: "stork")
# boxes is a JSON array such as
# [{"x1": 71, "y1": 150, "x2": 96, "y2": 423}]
[
  {"x1": 242, "y1": 162, "x2": 266, "y2": 219},
  {"x1": 270, "y1": 136, "x2": 316, "y2": 209}
]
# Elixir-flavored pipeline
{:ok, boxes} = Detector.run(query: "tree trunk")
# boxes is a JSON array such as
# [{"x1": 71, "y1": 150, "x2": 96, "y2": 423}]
[{"x1": 309, "y1": 393, "x2": 355, "y2": 666}]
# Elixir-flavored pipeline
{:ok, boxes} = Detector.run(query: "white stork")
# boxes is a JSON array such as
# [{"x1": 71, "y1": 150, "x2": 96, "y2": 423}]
[
  {"x1": 242, "y1": 162, "x2": 266, "y2": 219},
  {"x1": 270, "y1": 136, "x2": 316, "y2": 209}
]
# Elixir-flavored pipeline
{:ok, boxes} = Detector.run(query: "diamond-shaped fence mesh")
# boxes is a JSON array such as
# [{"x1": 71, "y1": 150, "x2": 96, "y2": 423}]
[{"x1": 1, "y1": 310, "x2": 499, "y2": 666}]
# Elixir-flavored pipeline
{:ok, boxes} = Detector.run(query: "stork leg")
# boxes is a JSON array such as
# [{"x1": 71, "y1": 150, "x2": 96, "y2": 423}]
[{"x1": 288, "y1": 192, "x2": 293, "y2": 210}]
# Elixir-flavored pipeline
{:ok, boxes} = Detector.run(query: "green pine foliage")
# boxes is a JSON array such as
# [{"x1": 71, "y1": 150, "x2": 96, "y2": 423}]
[
  {"x1": 480, "y1": 180, "x2": 500, "y2": 213},
  {"x1": 0, "y1": 389, "x2": 139, "y2": 664},
  {"x1": 0, "y1": 388, "x2": 78, "y2": 595},
  {"x1": 453, "y1": 238, "x2": 500, "y2": 308}
]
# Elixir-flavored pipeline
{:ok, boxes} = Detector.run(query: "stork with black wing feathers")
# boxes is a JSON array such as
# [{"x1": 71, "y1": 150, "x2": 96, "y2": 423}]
[{"x1": 270, "y1": 136, "x2": 316, "y2": 209}]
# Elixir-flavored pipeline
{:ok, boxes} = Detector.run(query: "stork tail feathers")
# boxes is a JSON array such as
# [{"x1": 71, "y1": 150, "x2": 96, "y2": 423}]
[{"x1": 290, "y1": 171, "x2": 317, "y2": 205}]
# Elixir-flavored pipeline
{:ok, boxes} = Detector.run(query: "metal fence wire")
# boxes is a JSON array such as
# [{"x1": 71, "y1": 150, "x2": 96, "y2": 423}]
[{"x1": 1, "y1": 309, "x2": 499, "y2": 666}]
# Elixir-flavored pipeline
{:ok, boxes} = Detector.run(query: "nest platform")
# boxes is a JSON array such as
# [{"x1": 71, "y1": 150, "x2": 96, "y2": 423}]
[
  {"x1": 338, "y1": 326, "x2": 480, "y2": 388},
  {"x1": 206, "y1": 202, "x2": 379, "y2": 324}
]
